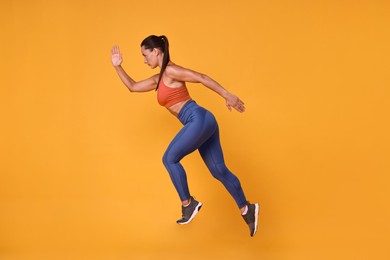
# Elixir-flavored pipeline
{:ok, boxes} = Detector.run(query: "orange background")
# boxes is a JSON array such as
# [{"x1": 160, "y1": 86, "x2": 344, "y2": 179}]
[{"x1": 1, "y1": 0, "x2": 389, "y2": 259}]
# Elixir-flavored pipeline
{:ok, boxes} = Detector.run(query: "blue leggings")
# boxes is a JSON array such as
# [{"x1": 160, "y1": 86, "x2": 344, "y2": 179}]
[{"x1": 162, "y1": 100, "x2": 247, "y2": 209}]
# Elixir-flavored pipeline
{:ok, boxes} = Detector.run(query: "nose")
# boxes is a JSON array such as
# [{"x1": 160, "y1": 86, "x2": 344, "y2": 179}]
[{"x1": 144, "y1": 57, "x2": 148, "y2": 64}]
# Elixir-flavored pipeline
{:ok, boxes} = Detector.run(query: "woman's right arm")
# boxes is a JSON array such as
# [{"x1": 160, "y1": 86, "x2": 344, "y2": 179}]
[{"x1": 111, "y1": 46, "x2": 157, "y2": 92}]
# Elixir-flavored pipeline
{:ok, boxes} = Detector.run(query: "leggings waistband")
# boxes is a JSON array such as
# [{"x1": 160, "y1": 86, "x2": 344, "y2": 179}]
[{"x1": 178, "y1": 100, "x2": 198, "y2": 124}]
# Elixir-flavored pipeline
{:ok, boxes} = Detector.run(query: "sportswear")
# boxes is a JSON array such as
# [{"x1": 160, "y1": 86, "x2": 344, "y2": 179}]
[
  {"x1": 162, "y1": 100, "x2": 247, "y2": 209},
  {"x1": 176, "y1": 196, "x2": 203, "y2": 224},
  {"x1": 242, "y1": 202, "x2": 260, "y2": 237},
  {"x1": 157, "y1": 77, "x2": 191, "y2": 108}
]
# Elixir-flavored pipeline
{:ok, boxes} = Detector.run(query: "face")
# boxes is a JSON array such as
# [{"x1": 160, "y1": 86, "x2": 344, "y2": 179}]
[{"x1": 141, "y1": 46, "x2": 159, "y2": 69}]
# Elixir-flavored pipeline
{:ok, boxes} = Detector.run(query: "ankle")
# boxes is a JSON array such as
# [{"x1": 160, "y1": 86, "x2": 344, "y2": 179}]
[
  {"x1": 241, "y1": 205, "x2": 248, "y2": 215},
  {"x1": 182, "y1": 198, "x2": 191, "y2": 207}
]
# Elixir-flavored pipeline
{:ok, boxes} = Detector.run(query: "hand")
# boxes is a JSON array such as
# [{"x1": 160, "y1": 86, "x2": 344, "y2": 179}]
[
  {"x1": 111, "y1": 45, "x2": 123, "y2": 67},
  {"x1": 225, "y1": 93, "x2": 245, "y2": 113}
]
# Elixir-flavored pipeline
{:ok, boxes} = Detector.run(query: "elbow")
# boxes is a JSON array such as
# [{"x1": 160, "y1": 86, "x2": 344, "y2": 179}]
[
  {"x1": 201, "y1": 74, "x2": 215, "y2": 86},
  {"x1": 126, "y1": 83, "x2": 135, "y2": 92},
  {"x1": 198, "y1": 73, "x2": 210, "y2": 84},
  {"x1": 199, "y1": 73, "x2": 208, "y2": 80}
]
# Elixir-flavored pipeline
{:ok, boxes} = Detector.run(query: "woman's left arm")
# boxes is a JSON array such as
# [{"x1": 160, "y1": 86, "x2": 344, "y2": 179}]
[{"x1": 166, "y1": 65, "x2": 245, "y2": 113}]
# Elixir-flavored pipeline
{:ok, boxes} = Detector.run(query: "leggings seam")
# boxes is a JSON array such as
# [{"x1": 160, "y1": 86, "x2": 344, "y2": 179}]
[{"x1": 207, "y1": 135, "x2": 247, "y2": 209}]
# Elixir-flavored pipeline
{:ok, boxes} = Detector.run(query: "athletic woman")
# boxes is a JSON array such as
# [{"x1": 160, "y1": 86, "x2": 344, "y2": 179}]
[{"x1": 111, "y1": 35, "x2": 259, "y2": 236}]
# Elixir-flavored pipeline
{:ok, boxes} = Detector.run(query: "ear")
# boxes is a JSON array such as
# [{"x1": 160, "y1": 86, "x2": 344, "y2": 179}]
[{"x1": 153, "y1": 48, "x2": 161, "y2": 56}]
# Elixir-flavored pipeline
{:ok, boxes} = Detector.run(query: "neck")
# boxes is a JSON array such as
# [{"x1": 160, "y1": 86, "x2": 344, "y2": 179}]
[{"x1": 158, "y1": 54, "x2": 164, "y2": 68}]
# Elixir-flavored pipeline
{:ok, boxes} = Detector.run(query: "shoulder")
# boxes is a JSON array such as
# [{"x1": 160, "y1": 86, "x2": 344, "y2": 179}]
[
  {"x1": 164, "y1": 63, "x2": 207, "y2": 84},
  {"x1": 163, "y1": 64, "x2": 187, "y2": 83},
  {"x1": 165, "y1": 63, "x2": 187, "y2": 76},
  {"x1": 164, "y1": 63, "x2": 203, "y2": 81}
]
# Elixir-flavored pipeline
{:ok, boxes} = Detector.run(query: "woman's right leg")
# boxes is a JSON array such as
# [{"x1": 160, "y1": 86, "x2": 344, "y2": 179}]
[
  {"x1": 162, "y1": 107, "x2": 214, "y2": 224},
  {"x1": 162, "y1": 108, "x2": 215, "y2": 202},
  {"x1": 162, "y1": 124, "x2": 196, "y2": 202}
]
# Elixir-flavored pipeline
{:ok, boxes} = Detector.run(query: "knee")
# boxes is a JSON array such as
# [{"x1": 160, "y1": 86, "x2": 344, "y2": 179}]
[
  {"x1": 209, "y1": 162, "x2": 228, "y2": 180},
  {"x1": 162, "y1": 152, "x2": 169, "y2": 167},
  {"x1": 209, "y1": 162, "x2": 238, "y2": 181},
  {"x1": 162, "y1": 151, "x2": 176, "y2": 167}
]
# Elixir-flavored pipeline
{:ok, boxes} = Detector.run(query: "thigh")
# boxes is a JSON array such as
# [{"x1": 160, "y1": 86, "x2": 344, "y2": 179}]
[
  {"x1": 165, "y1": 112, "x2": 211, "y2": 162},
  {"x1": 198, "y1": 124, "x2": 225, "y2": 166}
]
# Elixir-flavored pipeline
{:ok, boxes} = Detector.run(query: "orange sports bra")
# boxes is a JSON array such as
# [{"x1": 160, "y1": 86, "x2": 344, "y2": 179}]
[{"x1": 157, "y1": 77, "x2": 191, "y2": 108}]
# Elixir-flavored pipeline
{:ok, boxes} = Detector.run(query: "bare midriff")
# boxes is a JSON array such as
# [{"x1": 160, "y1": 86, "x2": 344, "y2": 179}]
[{"x1": 166, "y1": 98, "x2": 192, "y2": 117}]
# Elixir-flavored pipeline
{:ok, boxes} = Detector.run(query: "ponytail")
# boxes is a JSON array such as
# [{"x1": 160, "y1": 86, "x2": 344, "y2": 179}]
[{"x1": 140, "y1": 35, "x2": 170, "y2": 90}]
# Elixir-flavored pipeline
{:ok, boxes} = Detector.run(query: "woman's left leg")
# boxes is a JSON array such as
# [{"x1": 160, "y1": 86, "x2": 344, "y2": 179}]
[
  {"x1": 197, "y1": 111, "x2": 259, "y2": 236},
  {"x1": 198, "y1": 119, "x2": 248, "y2": 209}
]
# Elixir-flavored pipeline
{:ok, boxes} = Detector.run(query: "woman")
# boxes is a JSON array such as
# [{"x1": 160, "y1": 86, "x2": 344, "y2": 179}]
[{"x1": 111, "y1": 35, "x2": 259, "y2": 236}]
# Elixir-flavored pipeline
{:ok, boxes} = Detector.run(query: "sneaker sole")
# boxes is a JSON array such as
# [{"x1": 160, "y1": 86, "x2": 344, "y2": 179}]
[
  {"x1": 252, "y1": 203, "x2": 260, "y2": 236},
  {"x1": 177, "y1": 202, "x2": 203, "y2": 225}
]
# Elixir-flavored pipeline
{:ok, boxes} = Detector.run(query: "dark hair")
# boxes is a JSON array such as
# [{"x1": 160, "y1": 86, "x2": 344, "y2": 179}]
[{"x1": 141, "y1": 35, "x2": 170, "y2": 90}]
